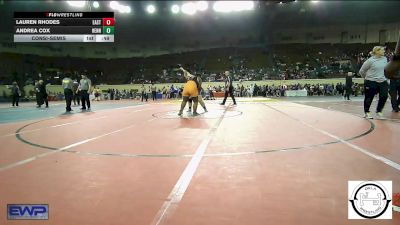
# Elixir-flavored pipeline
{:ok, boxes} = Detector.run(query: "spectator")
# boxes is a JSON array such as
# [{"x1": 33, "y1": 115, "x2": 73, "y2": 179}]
[
  {"x1": 359, "y1": 46, "x2": 388, "y2": 119},
  {"x1": 344, "y1": 72, "x2": 353, "y2": 100},
  {"x1": 9, "y1": 81, "x2": 21, "y2": 107}
]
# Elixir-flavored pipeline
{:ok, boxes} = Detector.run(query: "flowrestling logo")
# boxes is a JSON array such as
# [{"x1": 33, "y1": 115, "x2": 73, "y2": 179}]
[
  {"x1": 7, "y1": 204, "x2": 48, "y2": 220},
  {"x1": 348, "y1": 181, "x2": 392, "y2": 219}
]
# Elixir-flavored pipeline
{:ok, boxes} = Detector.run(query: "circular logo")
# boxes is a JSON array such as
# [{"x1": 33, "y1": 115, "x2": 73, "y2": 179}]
[{"x1": 349, "y1": 181, "x2": 391, "y2": 219}]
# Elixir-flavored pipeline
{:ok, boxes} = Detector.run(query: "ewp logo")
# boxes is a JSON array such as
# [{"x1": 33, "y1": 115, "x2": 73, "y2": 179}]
[{"x1": 7, "y1": 204, "x2": 49, "y2": 220}]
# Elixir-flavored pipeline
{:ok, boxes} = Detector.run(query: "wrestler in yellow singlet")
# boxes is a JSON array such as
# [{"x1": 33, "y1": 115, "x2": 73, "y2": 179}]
[
  {"x1": 187, "y1": 75, "x2": 208, "y2": 113},
  {"x1": 182, "y1": 79, "x2": 198, "y2": 98},
  {"x1": 178, "y1": 67, "x2": 199, "y2": 116}
]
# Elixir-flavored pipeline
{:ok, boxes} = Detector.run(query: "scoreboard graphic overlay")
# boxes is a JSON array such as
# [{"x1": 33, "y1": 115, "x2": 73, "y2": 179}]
[{"x1": 14, "y1": 12, "x2": 114, "y2": 42}]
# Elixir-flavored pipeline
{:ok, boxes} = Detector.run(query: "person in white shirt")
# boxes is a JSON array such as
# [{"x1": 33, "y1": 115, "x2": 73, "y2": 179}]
[
  {"x1": 249, "y1": 84, "x2": 254, "y2": 98},
  {"x1": 79, "y1": 75, "x2": 92, "y2": 110}
]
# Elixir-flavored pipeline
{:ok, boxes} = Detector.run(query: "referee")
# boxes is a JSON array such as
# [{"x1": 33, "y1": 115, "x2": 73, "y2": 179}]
[
  {"x1": 220, "y1": 70, "x2": 237, "y2": 105},
  {"x1": 344, "y1": 72, "x2": 353, "y2": 101},
  {"x1": 62, "y1": 75, "x2": 74, "y2": 112}
]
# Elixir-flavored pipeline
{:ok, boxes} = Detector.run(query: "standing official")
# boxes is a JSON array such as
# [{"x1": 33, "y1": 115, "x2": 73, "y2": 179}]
[
  {"x1": 344, "y1": 72, "x2": 353, "y2": 101},
  {"x1": 94, "y1": 86, "x2": 101, "y2": 101},
  {"x1": 72, "y1": 79, "x2": 80, "y2": 106},
  {"x1": 38, "y1": 80, "x2": 49, "y2": 108},
  {"x1": 79, "y1": 75, "x2": 91, "y2": 110},
  {"x1": 10, "y1": 81, "x2": 21, "y2": 107},
  {"x1": 141, "y1": 84, "x2": 148, "y2": 102},
  {"x1": 220, "y1": 71, "x2": 237, "y2": 105},
  {"x1": 34, "y1": 81, "x2": 43, "y2": 108},
  {"x1": 389, "y1": 70, "x2": 400, "y2": 112},
  {"x1": 151, "y1": 83, "x2": 157, "y2": 101},
  {"x1": 62, "y1": 75, "x2": 74, "y2": 112}
]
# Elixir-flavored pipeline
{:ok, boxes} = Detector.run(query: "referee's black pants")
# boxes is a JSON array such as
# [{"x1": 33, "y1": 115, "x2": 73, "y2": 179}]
[{"x1": 221, "y1": 86, "x2": 236, "y2": 105}]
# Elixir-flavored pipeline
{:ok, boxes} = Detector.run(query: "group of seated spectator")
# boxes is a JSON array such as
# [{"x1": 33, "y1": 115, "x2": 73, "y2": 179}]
[
  {"x1": 4, "y1": 43, "x2": 396, "y2": 86},
  {"x1": 98, "y1": 82, "x2": 365, "y2": 100},
  {"x1": 227, "y1": 82, "x2": 363, "y2": 98},
  {"x1": 2, "y1": 43, "x2": 397, "y2": 100},
  {"x1": 1, "y1": 81, "x2": 365, "y2": 104}
]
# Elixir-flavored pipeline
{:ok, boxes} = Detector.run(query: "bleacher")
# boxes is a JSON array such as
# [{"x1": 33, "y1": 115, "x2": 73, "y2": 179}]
[{"x1": 0, "y1": 43, "x2": 396, "y2": 85}]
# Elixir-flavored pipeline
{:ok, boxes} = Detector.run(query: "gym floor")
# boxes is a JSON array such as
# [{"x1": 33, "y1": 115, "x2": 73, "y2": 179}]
[{"x1": 0, "y1": 96, "x2": 399, "y2": 225}]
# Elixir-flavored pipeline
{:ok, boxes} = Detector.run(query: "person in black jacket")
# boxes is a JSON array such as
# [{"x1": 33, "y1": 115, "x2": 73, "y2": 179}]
[
  {"x1": 220, "y1": 71, "x2": 237, "y2": 105},
  {"x1": 34, "y1": 81, "x2": 43, "y2": 108},
  {"x1": 344, "y1": 72, "x2": 353, "y2": 100},
  {"x1": 10, "y1": 81, "x2": 21, "y2": 107},
  {"x1": 389, "y1": 70, "x2": 400, "y2": 112},
  {"x1": 384, "y1": 35, "x2": 400, "y2": 112},
  {"x1": 72, "y1": 79, "x2": 80, "y2": 106},
  {"x1": 62, "y1": 75, "x2": 74, "y2": 112},
  {"x1": 38, "y1": 80, "x2": 49, "y2": 108}
]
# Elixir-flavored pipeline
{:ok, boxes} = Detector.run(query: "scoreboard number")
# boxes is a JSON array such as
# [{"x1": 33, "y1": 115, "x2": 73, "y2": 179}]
[
  {"x1": 14, "y1": 12, "x2": 114, "y2": 42},
  {"x1": 102, "y1": 26, "x2": 114, "y2": 34},
  {"x1": 102, "y1": 18, "x2": 115, "y2": 26}
]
